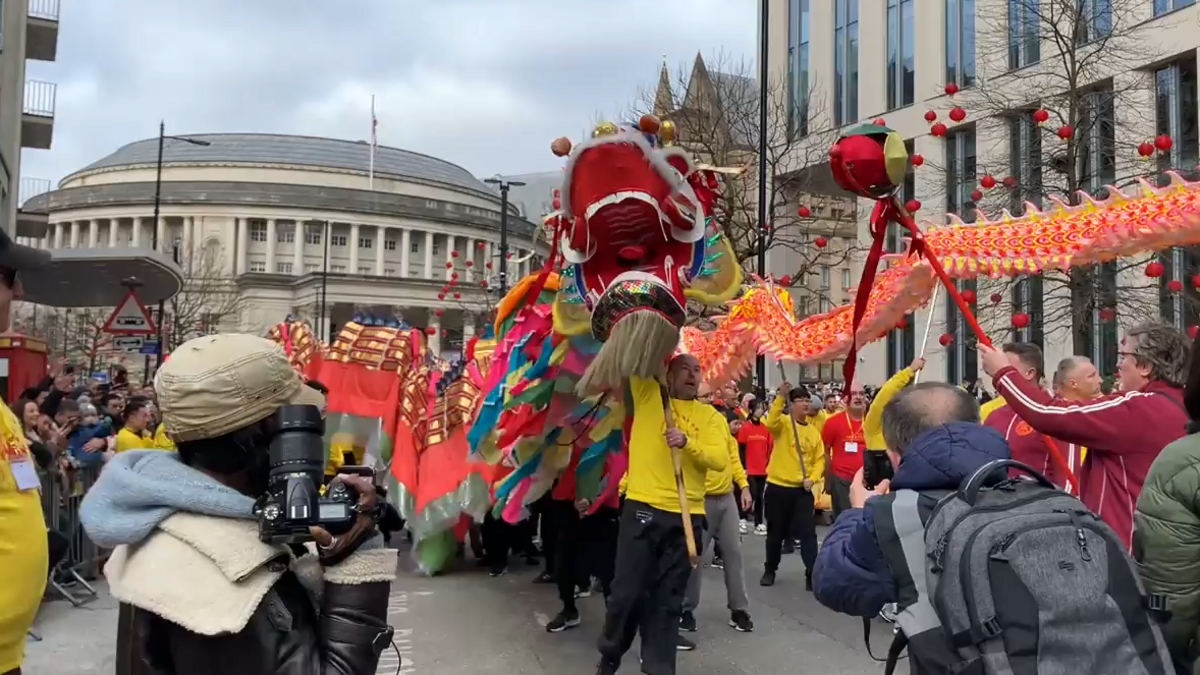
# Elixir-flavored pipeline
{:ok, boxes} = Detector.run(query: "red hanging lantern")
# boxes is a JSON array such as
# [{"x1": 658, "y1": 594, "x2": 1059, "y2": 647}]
[
  {"x1": 453, "y1": 292, "x2": 461, "y2": 299},
  {"x1": 797, "y1": 205, "x2": 812, "y2": 218},
  {"x1": 1155, "y1": 134, "x2": 1174, "y2": 152},
  {"x1": 961, "y1": 289, "x2": 977, "y2": 304},
  {"x1": 485, "y1": 261, "x2": 494, "y2": 269},
  {"x1": 437, "y1": 293, "x2": 445, "y2": 300},
  {"x1": 481, "y1": 280, "x2": 489, "y2": 288},
  {"x1": 434, "y1": 308, "x2": 444, "y2": 317},
  {"x1": 930, "y1": 122, "x2": 948, "y2": 137},
  {"x1": 779, "y1": 275, "x2": 792, "y2": 286},
  {"x1": 449, "y1": 278, "x2": 457, "y2": 287},
  {"x1": 477, "y1": 241, "x2": 486, "y2": 249},
  {"x1": 814, "y1": 236, "x2": 829, "y2": 249},
  {"x1": 451, "y1": 250, "x2": 459, "y2": 258},
  {"x1": 552, "y1": 197, "x2": 562, "y2": 210},
  {"x1": 1145, "y1": 261, "x2": 1165, "y2": 278},
  {"x1": 1138, "y1": 142, "x2": 1155, "y2": 158},
  {"x1": 924, "y1": 110, "x2": 938, "y2": 122},
  {"x1": 980, "y1": 175, "x2": 997, "y2": 189},
  {"x1": 1190, "y1": 326, "x2": 1200, "y2": 340},
  {"x1": 445, "y1": 261, "x2": 453, "y2": 269},
  {"x1": 970, "y1": 190, "x2": 984, "y2": 202},
  {"x1": 948, "y1": 106, "x2": 967, "y2": 122},
  {"x1": 990, "y1": 292, "x2": 1003, "y2": 304},
  {"x1": 911, "y1": 153, "x2": 925, "y2": 167},
  {"x1": 945, "y1": 83, "x2": 960, "y2": 96},
  {"x1": 1012, "y1": 313, "x2": 1031, "y2": 329},
  {"x1": 1168, "y1": 279, "x2": 1184, "y2": 293},
  {"x1": 1057, "y1": 125, "x2": 1074, "y2": 140},
  {"x1": 896, "y1": 316, "x2": 909, "y2": 330},
  {"x1": 873, "y1": 118, "x2": 887, "y2": 126},
  {"x1": 905, "y1": 199, "x2": 921, "y2": 213},
  {"x1": 506, "y1": 253, "x2": 514, "y2": 259},
  {"x1": 1191, "y1": 274, "x2": 1200, "y2": 288},
  {"x1": 1002, "y1": 176, "x2": 1018, "y2": 188},
  {"x1": 939, "y1": 332, "x2": 955, "y2": 347},
  {"x1": 451, "y1": 272, "x2": 459, "y2": 280},
  {"x1": 465, "y1": 260, "x2": 473, "y2": 267},
  {"x1": 1032, "y1": 109, "x2": 1050, "y2": 125},
  {"x1": 1098, "y1": 307, "x2": 1117, "y2": 322},
  {"x1": 425, "y1": 327, "x2": 436, "y2": 336}
]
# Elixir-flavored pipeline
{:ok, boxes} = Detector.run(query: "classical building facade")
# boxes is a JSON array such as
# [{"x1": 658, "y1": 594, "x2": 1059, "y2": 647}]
[
  {"x1": 22, "y1": 133, "x2": 543, "y2": 357},
  {"x1": 5, "y1": 0, "x2": 58, "y2": 238},
  {"x1": 767, "y1": 0, "x2": 1200, "y2": 386}
]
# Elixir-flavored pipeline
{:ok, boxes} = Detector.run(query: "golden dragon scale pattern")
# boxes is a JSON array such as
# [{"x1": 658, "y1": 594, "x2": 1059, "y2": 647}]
[{"x1": 685, "y1": 173, "x2": 1200, "y2": 384}]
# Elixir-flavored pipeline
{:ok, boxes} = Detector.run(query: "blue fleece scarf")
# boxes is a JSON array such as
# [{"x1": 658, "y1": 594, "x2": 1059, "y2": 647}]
[{"x1": 79, "y1": 450, "x2": 256, "y2": 549}]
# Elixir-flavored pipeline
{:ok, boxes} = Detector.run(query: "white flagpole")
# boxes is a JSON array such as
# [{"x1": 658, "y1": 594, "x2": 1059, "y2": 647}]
[
  {"x1": 369, "y1": 95, "x2": 377, "y2": 191},
  {"x1": 915, "y1": 283, "x2": 942, "y2": 383}
]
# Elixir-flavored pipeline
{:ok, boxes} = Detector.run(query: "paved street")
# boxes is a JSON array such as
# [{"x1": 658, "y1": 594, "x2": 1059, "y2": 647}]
[{"x1": 24, "y1": 526, "x2": 892, "y2": 675}]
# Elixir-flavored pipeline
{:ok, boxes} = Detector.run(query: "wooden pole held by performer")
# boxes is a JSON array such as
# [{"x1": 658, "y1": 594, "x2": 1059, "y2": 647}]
[
  {"x1": 775, "y1": 362, "x2": 808, "y2": 481},
  {"x1": 661, "y1": 386, "x2": 699, "y2": 568}
]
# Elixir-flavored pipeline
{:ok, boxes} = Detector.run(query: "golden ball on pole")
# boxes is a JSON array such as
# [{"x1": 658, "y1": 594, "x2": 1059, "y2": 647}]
[
  {"x1": 592, "y1": 121, "x2": 619, "y2": 138},
  {"x1": 659, "y1": 119, "x2": 677, "y2": 146}
]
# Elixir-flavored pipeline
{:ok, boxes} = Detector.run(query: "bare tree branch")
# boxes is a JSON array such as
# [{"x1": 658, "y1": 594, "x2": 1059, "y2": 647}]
[{"x1": 166, "y1": 240, "x2": 249, "y2": 349}]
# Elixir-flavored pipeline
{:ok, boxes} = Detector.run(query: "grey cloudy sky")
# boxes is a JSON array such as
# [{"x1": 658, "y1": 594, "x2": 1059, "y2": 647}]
[{"x1": 22, "y1": 0, "x2": 756, "y2": 187}]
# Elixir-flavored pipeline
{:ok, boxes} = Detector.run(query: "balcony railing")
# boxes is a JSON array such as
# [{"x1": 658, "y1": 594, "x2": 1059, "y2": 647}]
[
  {"x1": 28, "y1": 0, "x2": 61, "y2": 21},
  {"x1": 19, "y1": 177, "x2": 51, "y2": 208},
  {"x1": 23, "y1": 80, "x2": 56, "y2": 117}
]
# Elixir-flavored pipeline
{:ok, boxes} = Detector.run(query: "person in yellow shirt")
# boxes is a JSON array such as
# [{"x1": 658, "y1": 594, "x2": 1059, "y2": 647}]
[
  {"x1": 115, "y1": 399, "x2": 157, "y2": 453},
  {"x1": 0, "y1": 231, "x2": 54, "y2": 675},
  {"x1": 761, "y1": 382, "x2": 826, "y2": 589},
  {"x1": 597, "y1": 354, "x2": 727, "y2": 675},
  {"x1": 862, "y1": 358, "x2": 924, "y2": 486},
  {"x1": 681, "y1": 389, "x2": 755, "y2": 635}
]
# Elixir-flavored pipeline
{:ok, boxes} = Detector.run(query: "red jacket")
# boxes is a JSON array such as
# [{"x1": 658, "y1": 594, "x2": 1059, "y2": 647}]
[
  {"x1": 993, "y1": 367, "x2": 1187, "y2": 549},
  {"x1": 983, "y1": 401, "x2": 1071, "y2": 490}
]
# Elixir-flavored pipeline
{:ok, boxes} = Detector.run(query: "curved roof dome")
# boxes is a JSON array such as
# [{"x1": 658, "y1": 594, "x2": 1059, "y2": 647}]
[{"x1": 68, "y1": 133, "x2": 497, "y2": 198}]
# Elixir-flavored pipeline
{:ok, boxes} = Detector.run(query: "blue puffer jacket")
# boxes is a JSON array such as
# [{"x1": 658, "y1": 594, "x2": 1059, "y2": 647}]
[{"x1": 812, "y1": 422, "x2": 1011, "y2": 617}]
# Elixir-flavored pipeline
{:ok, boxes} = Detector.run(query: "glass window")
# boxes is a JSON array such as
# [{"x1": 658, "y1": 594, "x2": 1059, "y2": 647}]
[
  {"x1": 841, "y1": 268, "x2": 851, "y2": 288},
  {"x1": 433, "y1": 242, "x2": 441, "y2": 256},
  {"x1": 249, "y1": 222, "x2": 267, "y2": 242},
  {"x1": 277, "y1": 224, "x2": 295, "y2": 243},
  {"x1": 410, "y1": 240, "x2": 419, "y2": 253},
  {"x1": 330, "y1": 264, "x2": 347, "y2": 273},
  {"x1": 1008, "y1": 0, "x2": 1040, "y2": 69},
  {"x1": 331, "y1": 234, "x2": 347, "y2": 247},
  {"x1": 833, "y1": 0, "x2": 859, "y2": 126},
  {"x1": 385, "y1": 238, "x2": 397, "y2": 251},
  {"x1": 820, "y1": 265, "x2": 831, "y2": 288},
  {"x1": 945, "y1": 129, "x2": 978, "y2": 384},
  {"x1": 276, "y1": 262, "x2": 293, "y2": 274},
  {"x1": 384, "y1": 267, "x2": 397, "y2": 276},
  {"x1": 788, "y1": 0, "x2": 811, "y2": 136},
  {"x1": 886, "y1": 0, "x2": 915, "y2": 110},
  {"x1": 305, "y1": 225, "x2": 322, "y2": 245},
  {"x1": 1007, "y1": 111, "x2": 1045, "y2": 350},
  {"x1": 249, "y1": 261, "x2": 266, "y2": 272},
  {"x1": 1076, "y1": 0, "x2": 1112, "y2": 44},
  {"x1": 945, "y1": 0, "x2": 976, "y2": 88},
  {"x1": 358, "y1": 266, "x2": 373, "y2": 275},
  {"x1": 887, "y1": 139, "x2": 917, "y2": 374},
  {"x1": 1155, "y1": 56, "x2": 1200, "y2": 330},
  {"x1": 1155, "y1": 0, "x2": 1195, "y2": 16},
  {"x1": 359, "y1": 236, "x2": 373, "y2": 249},
  {"x1": 304, "y1": 263, "x2": 319, "y2": 273}
]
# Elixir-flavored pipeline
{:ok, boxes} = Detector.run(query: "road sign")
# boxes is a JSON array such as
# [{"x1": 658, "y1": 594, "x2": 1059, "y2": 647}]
[
  {"x1": 90, "y1": 372, "x2": 109, "y2": 384},
  {"x1": 112, "y1": 336, "x2": 145, "y2": 353},
  {"x1": 139, "y1": 339, "x2": 161, "y2": 355},
  {"x1": 103, "y1": 290, "x2": 157, "y2": 335}
]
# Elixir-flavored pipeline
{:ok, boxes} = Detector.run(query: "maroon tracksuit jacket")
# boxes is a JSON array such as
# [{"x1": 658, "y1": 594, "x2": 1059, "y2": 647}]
[{"x1": 992, "y1": 366, "x2": 1187, "y2": 550}]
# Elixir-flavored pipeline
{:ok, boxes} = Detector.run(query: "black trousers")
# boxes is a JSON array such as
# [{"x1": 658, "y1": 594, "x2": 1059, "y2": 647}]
[
  {"x1": 598, "y1": 501, "x2": 701, "y2": 675},
  {"x1": 764, "y1": 483, "x2": 817, "y2": 573},
  {"x1": 549, "y1": 499, "x2": 588, "y2": 608},
  {"x1": 747, "y1": 475, "x2": 768, "y2": 526},
  {"x1": 828, "y1": 474, "x2": 852, "y2": 519}
]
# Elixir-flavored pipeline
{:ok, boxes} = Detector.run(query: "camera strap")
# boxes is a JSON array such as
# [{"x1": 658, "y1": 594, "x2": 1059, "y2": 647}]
[{"x1": 318, "y1": 527, "x2": 376, "y2": 568}]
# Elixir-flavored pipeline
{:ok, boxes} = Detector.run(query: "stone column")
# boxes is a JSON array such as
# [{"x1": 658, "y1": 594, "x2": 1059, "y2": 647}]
[
  {"x1": 293, "y1": 220, "x2": 304, "y2": 275},
  {"x1": 131, "y1": 217, "x2": 142, "y2": 248},
  {"x1": 375, "y1": 225, "x2": 386, "y2": 275},
  {"x1": 182, "y1": 216, "x2": 193, "y2": 265},
  {"x1": 427, "y1": 307, "x2": 441, "y2": 356},
  {"x1": 445, "y1": 234, "x2": 456, "y2": 280},
  {"x1": 349, "y1": 223, "x2": 361, "y2": 273},
  {"x1": 423, "y1": 231, "x2": 434, "y2": 280},
  {"x1": 69, "y1": 222, "x2": 80, "y2": 248},
  {"x1": 465, "y1": 238, "x2": 475, "y2": 281},
  {"x1": 87, "y1": 220, "x2": 98, "y2": 248},
  {"x1": 235, "y1": 217, "x2": 248, "y2": 275},
  {"x1": 463, "y1": 321, "x2": 476, "y2": 340},
  {"x1": 265, "y1": 219, "x2": 277, "y2": 273},
  {"x1": 108, "y1": 219, "x2": 118, "y2": 248},
  {"x1": 155, "y1": 217, "x2": 166, "y2": 252},
  {"x1": 400, "y1": 229, "x2": 411, "y2": 277}
]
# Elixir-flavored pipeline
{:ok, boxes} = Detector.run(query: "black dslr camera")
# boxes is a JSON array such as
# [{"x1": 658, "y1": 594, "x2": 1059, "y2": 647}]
[{"x1": 253, "y1": 404, "x2": 362, "y2": 544}]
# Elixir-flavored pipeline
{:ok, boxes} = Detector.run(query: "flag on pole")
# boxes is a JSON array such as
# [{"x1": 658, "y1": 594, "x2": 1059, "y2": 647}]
[{"x1": 369, "y1": 95, "x2": 377, "y2": 190}]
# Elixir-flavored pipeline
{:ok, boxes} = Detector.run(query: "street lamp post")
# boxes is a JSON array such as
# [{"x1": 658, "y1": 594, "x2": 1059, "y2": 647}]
[
  {"x1": 755, "y1": 0, "x2": 770, "y2": 398},
  {"x1": 484, "y1": 176, "x2": 525, "y2": 294},
  {"x1": 146, "y1": 121, "x2": 211, "y2": 380}
]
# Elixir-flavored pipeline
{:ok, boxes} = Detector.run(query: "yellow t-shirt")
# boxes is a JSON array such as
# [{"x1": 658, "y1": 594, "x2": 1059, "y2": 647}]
[
  {"x1": 705, "y1": 415, "x2": 749, "y2": 496},
  {"x1": 864, "y1": 367, "x2": 915, "y2": 451},
  {"x1": 806, "y1": 409, "x2": 831, "y2": 434},
  {"x1": 0, "y1": 397, "x2": 48, "y2": 672},
  {"x1": 115, "y1": 428, "x2": 155, "y2": 453},
  {"x1": 764, "y1": 395, "x2": 826, "y2": 488},
  {"x1": 980, "y1": 395, "x2": 1007, "y2": 423},
  {"x1": 624, "y1": 376, "x2": 727, "y2": 515},
  {"x1": 153, "y1": 424, "x2": 176, "y2": 451}
]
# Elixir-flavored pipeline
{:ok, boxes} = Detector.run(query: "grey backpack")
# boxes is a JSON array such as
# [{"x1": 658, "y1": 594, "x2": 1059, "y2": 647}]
[{"x1": 872, "y1": 459, "x2": 1174, "y2": 675}]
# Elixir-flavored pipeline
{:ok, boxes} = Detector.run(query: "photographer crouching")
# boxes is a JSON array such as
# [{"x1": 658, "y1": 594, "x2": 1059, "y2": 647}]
[{"x1": 80, "y1": 334, "x2": 396, "y2": 675}]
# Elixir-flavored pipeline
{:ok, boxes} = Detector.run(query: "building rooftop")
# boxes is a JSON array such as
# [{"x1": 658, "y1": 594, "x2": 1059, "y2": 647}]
[{"x1": 68, "y1": 133, "x2": 499, "y2": 199}]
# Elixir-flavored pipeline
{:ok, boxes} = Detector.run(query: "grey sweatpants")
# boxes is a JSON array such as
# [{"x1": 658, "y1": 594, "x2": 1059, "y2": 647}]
[{"x1": 683, "y1": 491, "x2": 749, "y2": 613}]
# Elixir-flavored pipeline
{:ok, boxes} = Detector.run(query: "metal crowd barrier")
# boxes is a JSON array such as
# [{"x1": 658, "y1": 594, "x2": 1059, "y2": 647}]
[{"x1": 39, "y1": 462, "x2": 104, "y2": 607}]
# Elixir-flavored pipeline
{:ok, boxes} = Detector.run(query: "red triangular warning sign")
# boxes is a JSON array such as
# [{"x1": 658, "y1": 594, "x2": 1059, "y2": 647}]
[{"x1": 102, "y1": 290, "x2": 157, "y2": 335}]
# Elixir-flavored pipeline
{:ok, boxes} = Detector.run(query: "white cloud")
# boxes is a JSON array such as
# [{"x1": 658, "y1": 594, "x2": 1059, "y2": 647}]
[{"x1": 20, "y1": 0, "x2": 756, "y2": 185}]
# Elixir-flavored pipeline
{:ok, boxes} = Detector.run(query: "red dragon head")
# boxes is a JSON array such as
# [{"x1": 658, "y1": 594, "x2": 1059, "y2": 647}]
[{"x1": 548, "y1": 120, "x2": 742, "y2": 394}]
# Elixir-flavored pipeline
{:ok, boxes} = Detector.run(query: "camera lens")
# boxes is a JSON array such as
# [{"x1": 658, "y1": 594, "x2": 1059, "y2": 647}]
[{"x1": 269, "y1": 404, "x2": 325, "y2": 476}]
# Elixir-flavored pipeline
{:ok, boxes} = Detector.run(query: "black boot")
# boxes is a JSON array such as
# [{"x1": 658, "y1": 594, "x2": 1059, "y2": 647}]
[
  {"x1": 805, "y1": 569, "x2": 813, "y2": 592},
  {"x1": 760, "y1": 569, "x2": 776, "y2": 586}
]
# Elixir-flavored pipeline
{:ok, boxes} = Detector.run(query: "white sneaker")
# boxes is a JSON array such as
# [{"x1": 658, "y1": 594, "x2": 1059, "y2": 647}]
[
  {"x1": 754, "y1": 524, "x2": 767, "y2": 535},
  {"x1": 739, "y1": 520, "x2": 749, "y2": 534}
]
